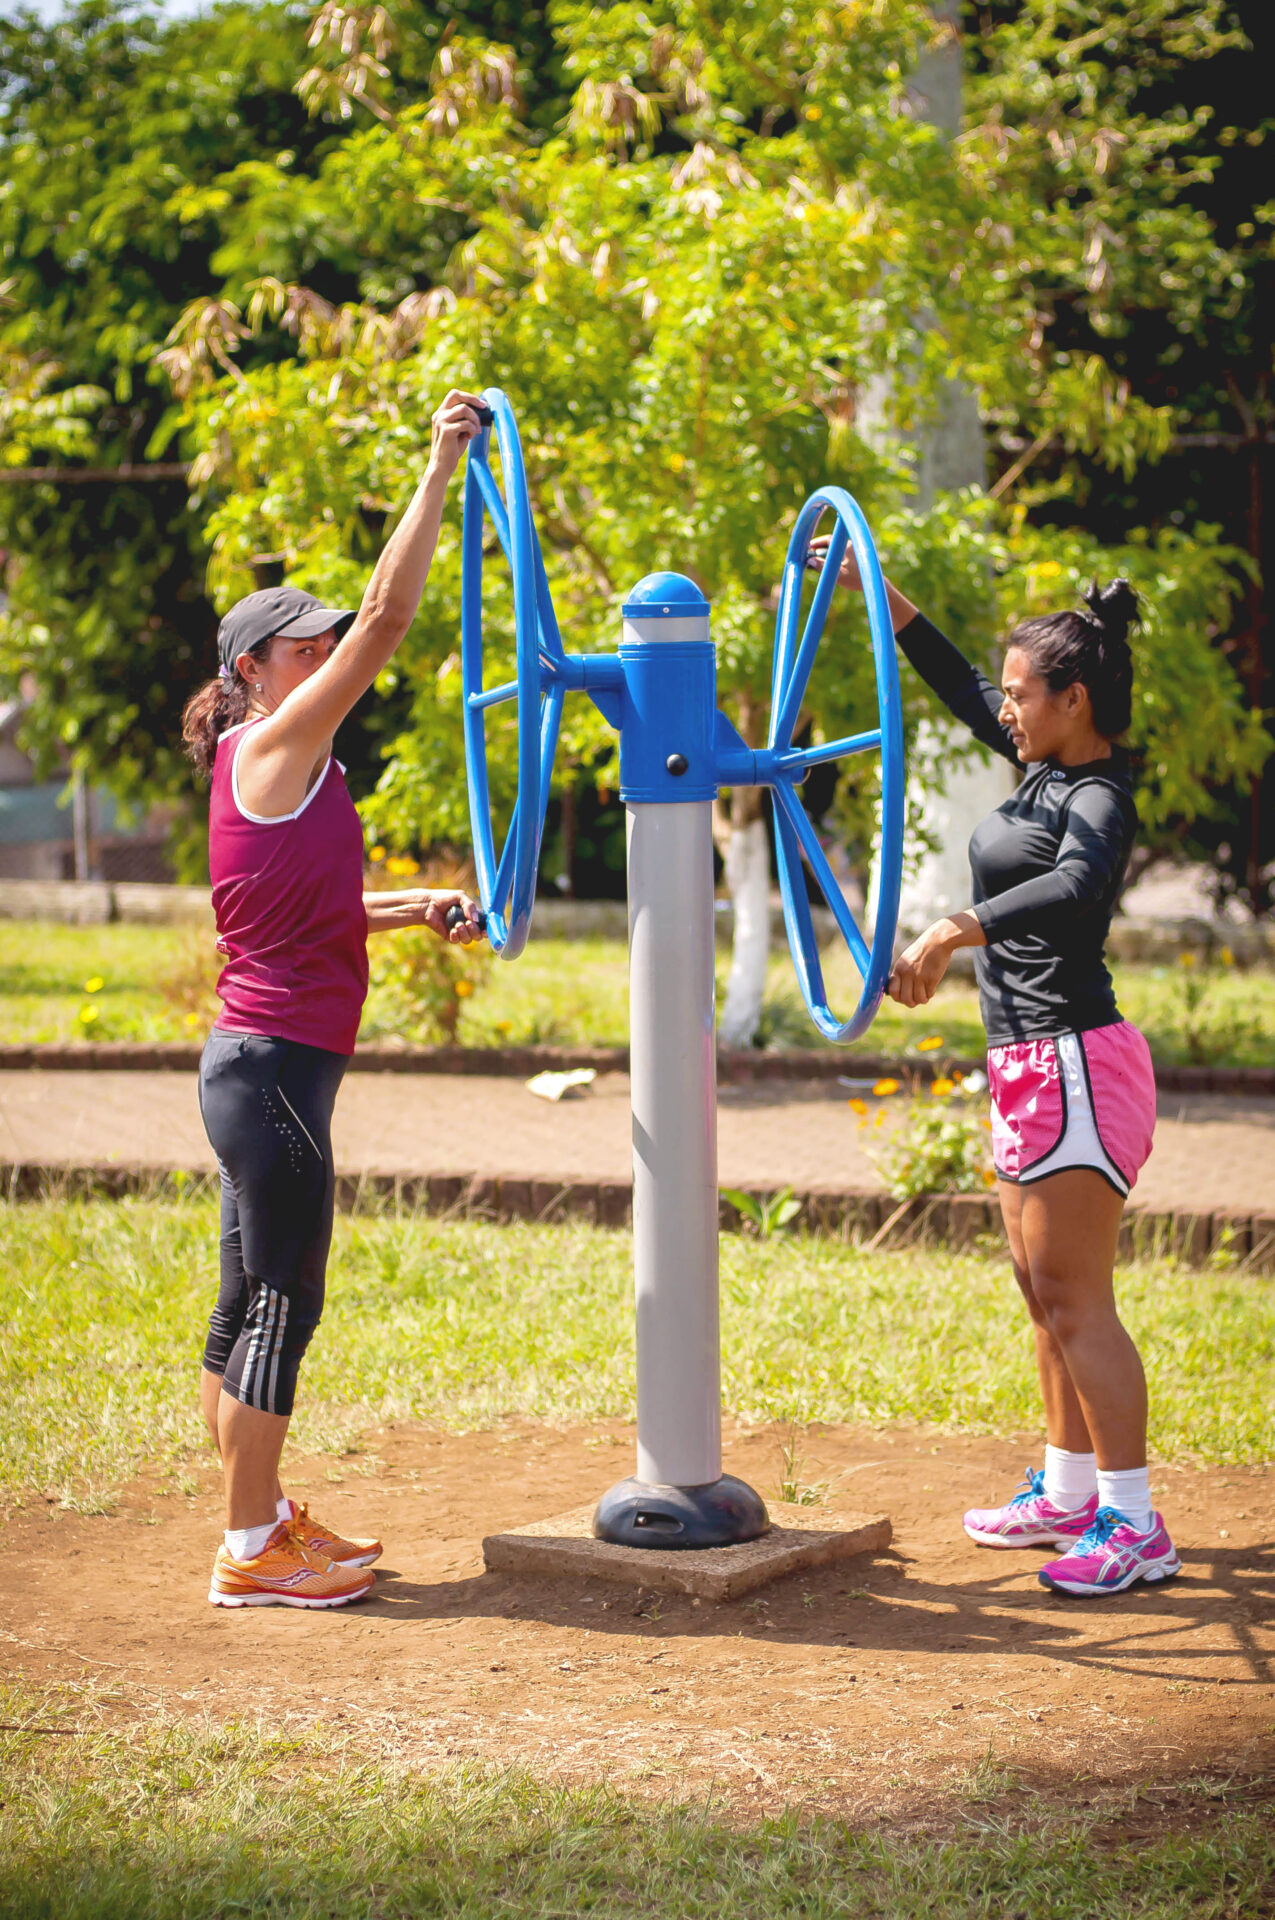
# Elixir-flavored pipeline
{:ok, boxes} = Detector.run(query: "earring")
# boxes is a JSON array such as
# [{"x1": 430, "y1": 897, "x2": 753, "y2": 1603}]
[{"x1": 253, "y1": 683, "x2": 262, "y2": 692}]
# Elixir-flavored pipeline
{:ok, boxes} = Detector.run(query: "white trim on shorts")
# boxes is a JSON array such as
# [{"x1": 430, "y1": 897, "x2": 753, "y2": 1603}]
[{"x1": 1002, "y1": 1030, "x2": 1130, "y2": 1198}]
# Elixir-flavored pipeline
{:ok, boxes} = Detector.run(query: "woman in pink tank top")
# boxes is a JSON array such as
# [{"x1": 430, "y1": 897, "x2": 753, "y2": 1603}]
[{"x1": 180, "y1": 388, "x2": 488, "y2": 1612}]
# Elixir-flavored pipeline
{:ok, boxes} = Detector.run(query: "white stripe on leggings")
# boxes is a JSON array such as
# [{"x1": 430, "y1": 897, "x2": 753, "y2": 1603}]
[
  {"x1": 244, "y1": 1285, "x2": 281, "y2": 1411},
  {"x1": 239, "y1": 1288, "x2": 270, "y2": 1409},
  {"x1": 265, "y1": 1292, "x2": 289, "y2": 1414}
]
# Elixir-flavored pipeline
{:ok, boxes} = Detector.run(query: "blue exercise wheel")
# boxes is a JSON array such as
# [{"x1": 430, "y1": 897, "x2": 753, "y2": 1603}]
[
  {"x1": 766, "y1": 487, "x2": 905, "y2": 1043},
  {"x1": 460, "y1": 389, "x2": 568, "y2": 958}
]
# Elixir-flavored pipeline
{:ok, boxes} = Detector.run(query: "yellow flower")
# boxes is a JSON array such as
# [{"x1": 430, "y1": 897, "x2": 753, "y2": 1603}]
[
  {"x1": 917, "y1": 1034, "x2": 943, "y2": 1052},
  {"x1": 385, "y1": 855, "x2": 419, "y2": 877},
  {"x1": 983, "y1": 1168, "x2": 997, "y2": 1187},
  {"x1": 873, "y1": 1078, "x2": 900, "y2": 1097},
  {"x1": 1036, "y1": 560, "x2": 1062, "y2": 579},
  {"x1": 930, "y1": 1078, "x2": 955, "y2": 1097},
  {"x1": 454, "y1": 978, "x2": 475, "y2": 998},
  {"x1": 1219, "y1": 946, "x2": 1234, "y2": 967},
  {"x1": 84, "y1": 976, "x2": 104, "y2": 994},
  {"x1": 669, "y1": 452, "x2": 686, "y2": 473},
  {"x1": 368, "y1": 845, "x2": 387, "y2": 863},
  {"x1": 847, "y1": 1097, "x2": 868, "y2": 1117},
  {"x1": 804, "y1": 103, "x2": 823, "y2": 121},
  {"x1": 184, "y1": 1012, "x2": 200, "y2": 1028},
  {"x1": 77, "y1": 1005, "x2": 98, "y2": 1026},
  {"x1": 1179, "y1": 951, "x2": 1196, "y2": 970}
]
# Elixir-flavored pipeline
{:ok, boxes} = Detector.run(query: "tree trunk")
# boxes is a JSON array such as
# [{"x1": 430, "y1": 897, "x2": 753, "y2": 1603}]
[
  {"x1": 719, "y1": 5, "x2": 993, "y2": 1034},
  {"x1": 870, "y1": 1, "x2": 1010, "y2": 939},
  {"x1": 716, "y1": 800, "x2": 770, "y2": 1048},
  {"x1": 72, "y1": 768, "x2": 94, "y2": 883},
  {"x1": 714, "y1": 696, "x2": 770, "y2": 1049}
]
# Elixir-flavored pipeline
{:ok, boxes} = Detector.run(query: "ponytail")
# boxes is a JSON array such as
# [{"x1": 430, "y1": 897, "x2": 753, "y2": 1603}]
[
  {"x1": 1008, "y1": 577, "x2": 1139, "y2": 739},
  {"x1": 181, "y1": 636, "x2": 274, "y2": 778}
]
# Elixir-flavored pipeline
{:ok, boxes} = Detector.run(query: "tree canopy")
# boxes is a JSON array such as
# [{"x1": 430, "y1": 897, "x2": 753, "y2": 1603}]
[
  {"x1": 965, "y1": 0, "x2": 1275, "y2": 904},
  {"x1": 0, "y1": 0, "x2": 1269, "y2": 894},
  {"x1": 0, "y1": 0, "x2": 333, "y2": 823}
]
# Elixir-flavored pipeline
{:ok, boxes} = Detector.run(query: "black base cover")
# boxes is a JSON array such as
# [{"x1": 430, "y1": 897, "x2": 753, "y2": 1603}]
[{"x1": 593, "y1": 1475, "x2": 769, "y2": 1550}]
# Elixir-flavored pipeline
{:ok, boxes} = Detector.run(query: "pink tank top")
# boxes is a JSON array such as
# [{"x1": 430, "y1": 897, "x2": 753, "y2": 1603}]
[{"x1": 209, "y1": 723, "x2": 368, "y2": 1055}]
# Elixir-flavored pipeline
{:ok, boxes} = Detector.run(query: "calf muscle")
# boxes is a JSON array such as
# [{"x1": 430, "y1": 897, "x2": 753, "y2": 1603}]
[{"x1": 998, "y1": 1170, "x2": 1147, "y2": 1470}]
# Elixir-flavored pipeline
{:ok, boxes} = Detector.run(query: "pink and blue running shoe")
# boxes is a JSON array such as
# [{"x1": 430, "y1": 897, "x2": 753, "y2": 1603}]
[
  {"x1": 1038, "y1": 1506, "x2": 1181, "y2": 1597},
  {"x1": 963, "y1": 1467, "x2": 1098, "y2": 1550}
]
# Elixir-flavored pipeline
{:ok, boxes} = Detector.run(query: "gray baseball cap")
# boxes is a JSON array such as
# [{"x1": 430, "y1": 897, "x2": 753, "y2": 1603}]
[{"x1": 217, "y1": 586, "x2": 356, "y2": 677}]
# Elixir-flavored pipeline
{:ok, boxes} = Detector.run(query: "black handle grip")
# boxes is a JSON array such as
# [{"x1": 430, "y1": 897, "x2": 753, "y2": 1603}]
[
  {"x1": 445, "y1": 903, "x2": 488, "y2": 933},
  {"x1": 473, "y1": 402, "x2": 495, "y2": 428}
]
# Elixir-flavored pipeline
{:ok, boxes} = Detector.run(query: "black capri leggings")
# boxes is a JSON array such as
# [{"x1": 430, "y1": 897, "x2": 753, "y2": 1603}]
[{"x1": 198, "y1": 1032, "x2": 348, "y2": 1418}]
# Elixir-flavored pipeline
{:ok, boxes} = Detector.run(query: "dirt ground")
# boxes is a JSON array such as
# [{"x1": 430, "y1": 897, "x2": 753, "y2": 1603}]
[{"x1": 4, "y1": 1422, "x2": 1273, "y2": 1821}]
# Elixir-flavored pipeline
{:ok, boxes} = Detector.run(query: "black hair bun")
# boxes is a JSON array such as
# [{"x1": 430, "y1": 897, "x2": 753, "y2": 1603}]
[{"x1": 1083, "y1": 577, "x2": 1139, "y2": 647}]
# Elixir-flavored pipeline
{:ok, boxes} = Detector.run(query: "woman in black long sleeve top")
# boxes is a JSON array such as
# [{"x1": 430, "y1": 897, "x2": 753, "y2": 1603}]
[{"x1": 812, "y1": 539, "x2": 1179, "y2": 1600}]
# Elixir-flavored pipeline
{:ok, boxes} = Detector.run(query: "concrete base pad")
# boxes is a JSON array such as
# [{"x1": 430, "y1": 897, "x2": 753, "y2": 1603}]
[{"x1": 482, "y1": 1502, "x2": 892, "y2": 1603}]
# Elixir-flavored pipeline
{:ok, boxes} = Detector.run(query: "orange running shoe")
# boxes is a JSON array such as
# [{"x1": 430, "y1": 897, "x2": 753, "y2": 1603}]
[
  {"x1": 285, "y1": 1498, "x2": 382, "y2": 1568},
  {"x1": 209, "y1": 1520, "x2": 375, "y2": 1609}
]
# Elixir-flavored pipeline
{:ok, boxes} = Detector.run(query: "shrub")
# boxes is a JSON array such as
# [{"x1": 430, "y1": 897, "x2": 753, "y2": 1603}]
[
  {"x1": 154, "y1": 922, "x2": 222, "y2": 1035},
  {"x1": 868, "y1": 1086, "x2": 995, "y2": 1200},
  {"x1": 1158, "y1": 949, "x2": 1266, "y2": 1066}
]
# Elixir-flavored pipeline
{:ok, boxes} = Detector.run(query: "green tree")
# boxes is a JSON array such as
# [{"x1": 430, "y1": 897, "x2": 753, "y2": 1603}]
[
  {"x1": 963, "y1": 0, "x2": 1275, "y2": 900},
  {"x1": 171, "y1": 1, "x2": 1264, "y2": 881},
  {"x1": 3, "y1": 0, "x2": 1267, "y2": 947},
  {"x1": 0, "y1": 0, "x2": 571, "y2": 870},
  {"x1": 0, "y1": 0, "x2": 343, "y2": 848}
]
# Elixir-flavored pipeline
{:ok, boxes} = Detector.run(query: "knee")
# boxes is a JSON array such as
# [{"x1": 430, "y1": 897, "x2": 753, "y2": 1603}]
[
  {"x1": 288, "y1": 1316, "x2": 319, "y2": 1369},
  {"x1": 1012, "y1": 1258, "x2": 1050, "y2": 1329},
  {"x1": 229, "y1": 1280, "x2": 320, "y2": 1417},
  {"x1": 1027, "y1": 1267, "x2": 1087, "y2": 1345},
  {"x1": 288, "y1": 1282, "x2": 325, "y2": 1355}
]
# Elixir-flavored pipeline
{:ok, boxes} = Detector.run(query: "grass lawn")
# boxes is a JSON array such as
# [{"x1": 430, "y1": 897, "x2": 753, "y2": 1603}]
[
  {"x1": 4, "y1": 1200, "x2": 1274, "y2": 1912},
  {"x1": 3, "y1": 1705, "x2": 1271, "y2": 1920},
  {"x1": 0, "y1": 919, "x2": 1272, "y2": 1065},
  {"x1": 3, "y1": 1200, "x2": 1273, "y2": 1514}
]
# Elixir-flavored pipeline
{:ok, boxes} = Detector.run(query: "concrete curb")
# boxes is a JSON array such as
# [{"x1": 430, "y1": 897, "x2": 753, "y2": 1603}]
[
  {"x1": 4, "y1": 1040, "x2": 1272, "y2": 1097},
  {"x1": 5, "y1": 1161, "x2": 1271, "y2": 1275}
]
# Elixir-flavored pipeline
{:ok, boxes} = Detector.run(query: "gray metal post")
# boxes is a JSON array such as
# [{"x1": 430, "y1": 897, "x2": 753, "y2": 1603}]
[
  {"x1": 628, "y1": 796, "x2": 721, "y2": 1488},
  {"x1": 594, "y1": 592, "x2": 767, "y2": 1550}
]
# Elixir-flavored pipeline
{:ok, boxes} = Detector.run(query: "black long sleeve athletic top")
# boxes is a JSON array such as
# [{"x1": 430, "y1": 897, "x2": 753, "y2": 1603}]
[{"x1": 895, "y1": 613, "x2": 1137, "y2": 1046}]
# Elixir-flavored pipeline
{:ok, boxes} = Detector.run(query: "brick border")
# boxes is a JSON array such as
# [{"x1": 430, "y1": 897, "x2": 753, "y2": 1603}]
[
  {"x1": 4, "y1": 1160, "x2": 1270, "y2": 1274},
  {"x1": 2, "y1": 1040, "x2": 1272, "y2": 1097}
]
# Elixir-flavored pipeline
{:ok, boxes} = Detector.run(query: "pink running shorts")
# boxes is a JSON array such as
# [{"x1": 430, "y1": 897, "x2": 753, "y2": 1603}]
[{"x1": 987, "y1": 1019, "x2": 1156, "y2": 1198}]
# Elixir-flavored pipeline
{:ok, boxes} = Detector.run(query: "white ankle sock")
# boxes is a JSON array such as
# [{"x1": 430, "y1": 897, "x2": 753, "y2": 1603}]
[
  {"x1": 1043, "y1": 1445, "x2": 1097, "y2": 1512},
  {"x1": 1096, "y1": 1467, "x2": 1153, "y2": 1534},
  {"x1": 276, "y1": 1494, "x2": 292, "y2": 1523},
  {"x1": 225, "y1": 1521, "x2": 277, "y2": 1562}
]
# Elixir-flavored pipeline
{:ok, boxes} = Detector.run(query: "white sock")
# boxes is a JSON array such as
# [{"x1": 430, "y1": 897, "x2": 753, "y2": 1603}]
[
  {"x1": 276, "y1": 1494, "x2": 292, "y2": 1522},
  {"x1": 1043, "y1": 1445, "x2": 1097, "y2": 1512},
  {"x1": 225, "y1": 1521, "x2": 277, "y2": 1562},
  {"x1": 1096, "y1": 1467, "x2": 1153, "y2": 1534}
]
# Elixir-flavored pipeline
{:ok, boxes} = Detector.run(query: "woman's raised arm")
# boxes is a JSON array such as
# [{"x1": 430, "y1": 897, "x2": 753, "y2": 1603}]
[
  {"x1": 808, "y1": 536, "x2": 1020, "y2": 767},
  {"x1": 260, "y1": 389, "x2": 485, "y2": 756}
]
